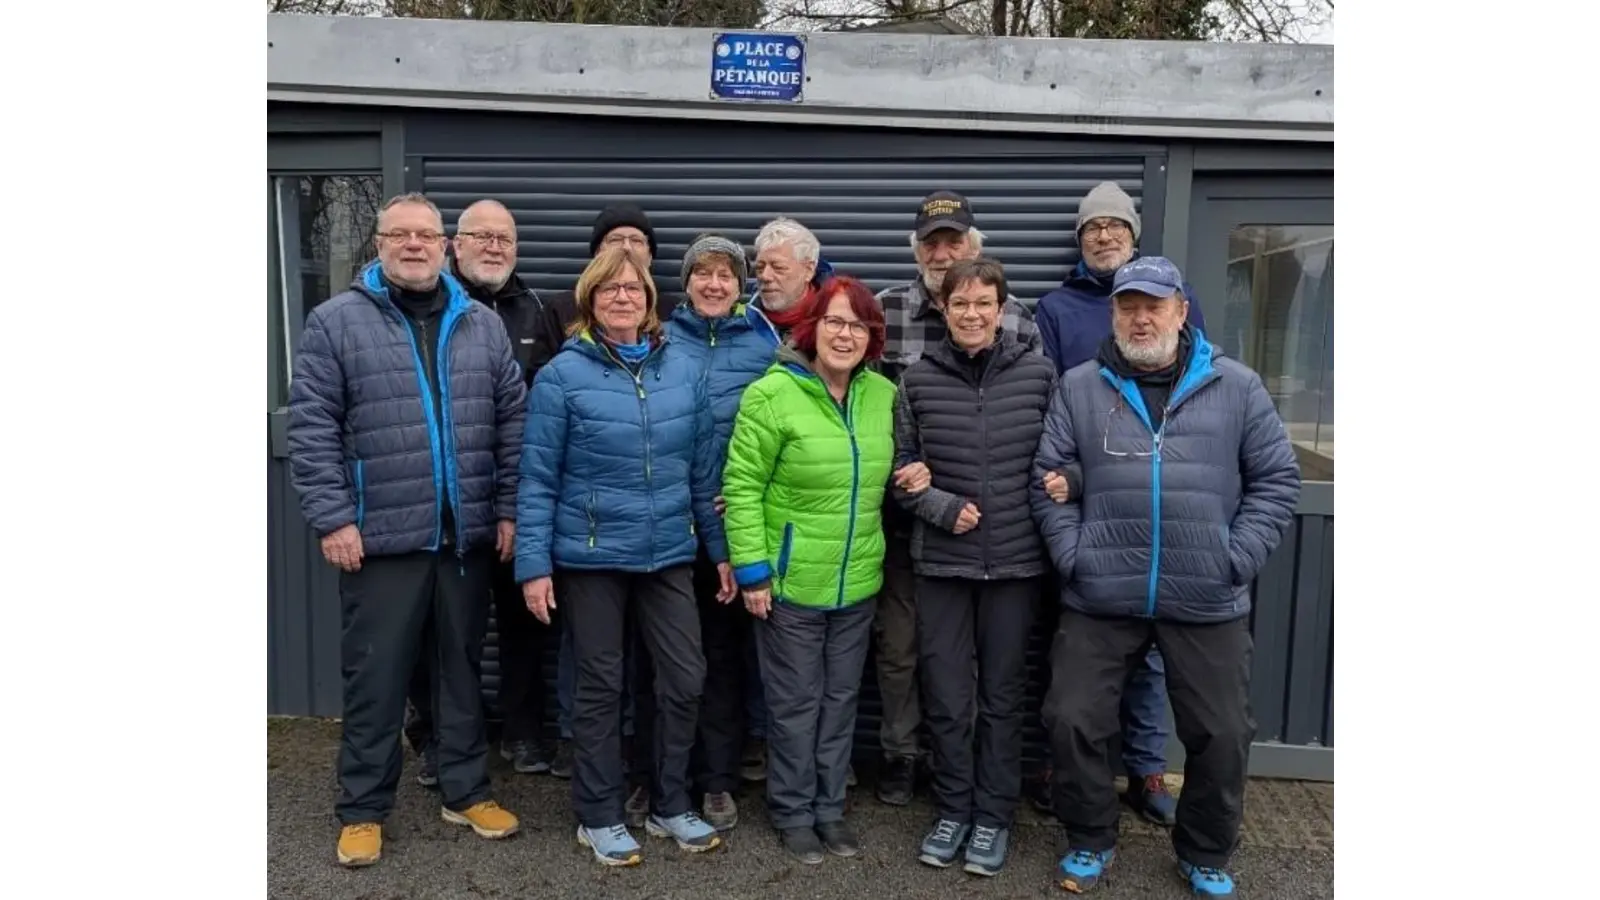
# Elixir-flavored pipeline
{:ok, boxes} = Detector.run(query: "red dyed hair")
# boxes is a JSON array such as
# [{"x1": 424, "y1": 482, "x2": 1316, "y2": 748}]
[{"x1": 789, "y1": 274, "x2": 887, "y2": 362}]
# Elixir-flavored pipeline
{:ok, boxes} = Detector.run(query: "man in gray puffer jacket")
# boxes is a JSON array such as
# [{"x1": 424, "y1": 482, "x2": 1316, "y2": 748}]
[
  {"x1": 288, "y1": 192, "x2": 528, "y2": 868},
  {"x1": 1031, "y1": 256, "x2": 1299, "y2": 898}
]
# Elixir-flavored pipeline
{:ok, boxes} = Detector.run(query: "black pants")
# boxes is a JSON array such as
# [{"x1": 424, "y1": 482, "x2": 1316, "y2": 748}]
[
  {"x1": 336, "y1": 548, "x2": 493, "y2": 823},
  {"x1": 693, "y1": 552, "x2": 754, "y2": 795},
  {"x1": 1043, "y1": 610, "x2": 1256, "y2": 868},
  {"x1": 564, "y1": 566, "x2": 703, "y2": 828},
  {"x1": 758, "y1": 599, "x2": 876, "y2": 829},
  {"x1": 873, "y1": 537, "x2": 921, "y2": 759},
  {"x1": 916, "y1": 576, "x2": 1036, "y2": 829},
  {"x1": 405, "y1": 558, "x2": 550, "y2": 749}
]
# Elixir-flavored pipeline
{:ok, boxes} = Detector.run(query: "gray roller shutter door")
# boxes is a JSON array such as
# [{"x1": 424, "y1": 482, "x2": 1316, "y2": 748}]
[
  {"x1": 425, "y1": 156, "x2": 1147, "y2": 306},
  {"x1": 427, "y1": 151, "x2": 1147, "y2": 766}
]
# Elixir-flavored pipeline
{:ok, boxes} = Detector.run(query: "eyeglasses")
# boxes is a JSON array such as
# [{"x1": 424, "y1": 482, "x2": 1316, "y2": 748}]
[
  {"x1": 946, "y1": 298, "x2": 999, "y2": 316},
  {"x1": 820, "y1": 315, "x2": 869, "y2": 339},
  {"x1": 603, "y1": 234, "x2": 650, "y2": 249},
  {"x1": 597, "y1": 281, "x2": 646, "y2": 299},
  {"x1": 377, "y1": 229, "x2": 445, "y2": 245},
  {"x1": 1081, "y1": 220, "x2": 1131, "y2": 240},
  {"x1": 459, "y1": 231, "x2": 515, "y2": 249},
  {"x1": 1102, "y1": 396, "x2": 1165, "y2": 458}
]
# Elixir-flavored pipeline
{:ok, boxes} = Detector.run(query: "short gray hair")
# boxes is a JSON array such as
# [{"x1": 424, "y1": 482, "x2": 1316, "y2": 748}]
[
  {"x1": 755, "y1": 217, "x2": 820, "y2": 263},
  {"x1": 379, "y1": 192, "x2": 443, "y2": 229},
  {"x1": 455, "y1": 198, "x2": 513, "y2": 233},
  {"x1": 909, "y1": 226, "x2": 986, "y2": 252}
]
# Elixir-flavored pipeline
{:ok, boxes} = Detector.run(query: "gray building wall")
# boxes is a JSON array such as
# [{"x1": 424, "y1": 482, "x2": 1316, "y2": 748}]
[{"x1": 267, "y1": 101, "x2": 1334, "y2": 781}]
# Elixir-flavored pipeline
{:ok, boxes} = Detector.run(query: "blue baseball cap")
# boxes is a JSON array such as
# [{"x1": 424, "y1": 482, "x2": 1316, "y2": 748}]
[{"x1": 1111, "y1": 256, "x2": 1184, "y2": 299}]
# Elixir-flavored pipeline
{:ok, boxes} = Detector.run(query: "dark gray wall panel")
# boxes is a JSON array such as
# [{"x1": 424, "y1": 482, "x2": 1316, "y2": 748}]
[{"x1": 268, "y1": 458, "x2": 343, "y2": 718}]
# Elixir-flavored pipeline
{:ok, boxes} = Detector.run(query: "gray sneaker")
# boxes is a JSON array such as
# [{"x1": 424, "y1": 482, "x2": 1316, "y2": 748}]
[
  {"x1": 702, "y1": 791, "x2": 739, "y2": 831},
  {"x1": 918, "y1": 818, "x2": 970, "y2": 868},
  {"x1": 962, "y1": 825, "x2": 1009, "y2": 877}
]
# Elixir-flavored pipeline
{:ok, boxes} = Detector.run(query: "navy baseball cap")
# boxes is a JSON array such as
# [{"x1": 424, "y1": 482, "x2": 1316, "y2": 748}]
[{"x1": 1111, "y1": 256, "x2": 1184, "y2": 299}]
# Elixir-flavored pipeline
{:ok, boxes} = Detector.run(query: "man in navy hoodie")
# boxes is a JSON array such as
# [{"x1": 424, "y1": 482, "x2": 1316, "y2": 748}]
[{"x1": 1030, "y1": 182, "x2": 1206, "y2": 828}]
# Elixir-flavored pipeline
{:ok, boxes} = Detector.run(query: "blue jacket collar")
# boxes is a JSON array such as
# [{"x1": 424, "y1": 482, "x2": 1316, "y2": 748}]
[{"x1": 357, "y1": 260, "x2": 472, "y2": 315}]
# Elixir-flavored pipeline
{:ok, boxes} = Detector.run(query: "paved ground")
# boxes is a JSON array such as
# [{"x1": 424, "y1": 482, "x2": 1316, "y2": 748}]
[{"x1": 268, "y1": 718, "x2": 1333, "y2": 900}]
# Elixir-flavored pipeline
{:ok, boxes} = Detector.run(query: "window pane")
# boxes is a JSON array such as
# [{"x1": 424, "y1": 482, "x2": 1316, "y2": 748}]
[
  {"x1": 297, "y1": 175, "x2": 383, "y2": 317},
  {"x1": 1225, "y1": 224, "x2": 1334, "y2": 482}
]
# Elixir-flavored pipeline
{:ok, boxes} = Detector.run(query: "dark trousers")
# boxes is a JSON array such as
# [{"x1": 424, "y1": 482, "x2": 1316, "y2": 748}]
[
  {"x1": 336, "y1": 548, "x2": 493, "y2": 823},
  {"x1": 1043, "y1": 610, "x2": 1256, "y2": 868},
  {"x1": 564, "y1": 566, "x2": 703, "y2": 828},
  {"x1": 916, "y1": 576, "x2": 1036, "y2": 829},
  {"x1": 692, "y1": 553, "x2": 755, "y2": 795},
  {"x1": 872, "y1": 538, "x2": 920, "y2": 759},
  {"x1": 405, "y1": 559, "x2": 550, "y2": 749},
  {"x1": 758, "y1": 599, "x2": 876, "y2": 829}
]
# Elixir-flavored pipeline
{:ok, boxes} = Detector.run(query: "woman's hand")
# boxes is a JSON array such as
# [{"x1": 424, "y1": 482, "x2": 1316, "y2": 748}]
[
  {"x1": 893, "y1": 462, "x2": 931, "y2": 494},
  {"x1": 953, "y1": 502, "x2": 982, "y2": 534},
  {"x1": 523, "y1": 576, "x2": 555, "y2": 625},
  {"x1": 1043, "y1": 471, "x2": 1071, "y2": 504},
  {"x1": 716, "y1": 563, "x2": 737, "y2": 603},
  {"x1": 743, "y1": 586, "x2": 773, "y2": 619}
]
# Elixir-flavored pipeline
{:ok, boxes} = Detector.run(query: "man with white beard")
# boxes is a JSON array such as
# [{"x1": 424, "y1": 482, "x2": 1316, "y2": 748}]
[
  {"x1": 405, "y1": 198, "x2": 556, "y2": 783},
  {"x1": 1030, "y1": 256, "x2": 1300, "y2": 898},
  {"x1": 870, "y1": 190, "x2": 1040, "y2": 807}
]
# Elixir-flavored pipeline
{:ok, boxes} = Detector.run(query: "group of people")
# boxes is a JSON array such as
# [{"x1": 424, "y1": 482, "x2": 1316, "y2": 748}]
[{"x1": 286, "y1": 181, "x2": 1302, "y2": 898}]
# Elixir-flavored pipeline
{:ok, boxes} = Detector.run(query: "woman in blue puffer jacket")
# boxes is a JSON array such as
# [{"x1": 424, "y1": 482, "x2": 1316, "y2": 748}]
[
  {"x1": 663, "y1": 233, "x2": 781, "y2": 833},
  {"x1": 515, "y1": 245, "x2": 734, "y2": 867}
]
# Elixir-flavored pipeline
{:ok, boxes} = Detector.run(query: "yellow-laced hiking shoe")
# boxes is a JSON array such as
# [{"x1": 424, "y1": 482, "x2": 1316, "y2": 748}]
[
  {"x1": 441, "y1": 800, "x2": 520, "y2": 839},
  {"x1": 336, "y1": 823, "x2": 381, "y2": 867}
]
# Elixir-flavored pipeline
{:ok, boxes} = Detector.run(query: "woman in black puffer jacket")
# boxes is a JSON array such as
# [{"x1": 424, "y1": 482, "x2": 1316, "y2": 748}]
[{"x1": 890, "y1": 257, "x2": 1059, "y2": 879}]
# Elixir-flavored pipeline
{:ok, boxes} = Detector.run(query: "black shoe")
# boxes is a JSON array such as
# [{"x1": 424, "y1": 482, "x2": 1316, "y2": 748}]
[
  {"x1": 500, "y1": 739, "x2": 550, "y2": 775},
  {"x1": 416, "y1": 744, "x2": 439, "y2": 789},
  {"x1": 780, "y1": 826, "x2": 826, "y2": 864},
  {"x1": 549, "y1": 739, "x2": 574, "y2": 779},
  {"x1": 1030, "y1": 765, "x2": 1055, "y2": 814},
  {"x1": 816, "y1": 820, "x2": 861, "y2": 858},
  {"x1": 877, "y1": 755, "x2": 915, "y2": 806}
]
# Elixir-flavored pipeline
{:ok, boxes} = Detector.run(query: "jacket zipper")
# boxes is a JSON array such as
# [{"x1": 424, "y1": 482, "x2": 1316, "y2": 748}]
[
  {"x1": 605, "y1": 342, "x2": 658, "y2": 564},
  {"x1": 977, "y1": 375, "x2": 991, "y2": 581},
  {"x1": 835, "y1": 381, "x2": 861, "y2": 609},
  {"x1": 394, "y1": 311, "x2": 447, "y2": 554}
]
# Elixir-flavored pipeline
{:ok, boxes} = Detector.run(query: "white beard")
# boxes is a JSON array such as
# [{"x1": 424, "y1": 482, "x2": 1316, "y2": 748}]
[{"x1": 1118, "y1": 329, "x2": 1180, "y2": 369}]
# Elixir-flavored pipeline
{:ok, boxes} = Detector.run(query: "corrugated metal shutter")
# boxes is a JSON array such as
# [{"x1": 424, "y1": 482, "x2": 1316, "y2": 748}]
[
  {"x1": 426, "y1": 153, "x2": 1146, "y2": 766},
  {"x1": 425, "y1": 156, "x2": 1146, "y2": 307}
]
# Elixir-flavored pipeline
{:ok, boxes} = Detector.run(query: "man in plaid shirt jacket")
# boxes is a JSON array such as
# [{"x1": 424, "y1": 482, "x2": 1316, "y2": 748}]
[{"x1": 869, "y1": 191, "x2": 1042, "y2": 807}]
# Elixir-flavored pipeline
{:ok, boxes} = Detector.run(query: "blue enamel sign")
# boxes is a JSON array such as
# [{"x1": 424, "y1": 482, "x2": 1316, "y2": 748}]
[{"x1": 710, "y1": 32, "x2": 806, "y2": 103}]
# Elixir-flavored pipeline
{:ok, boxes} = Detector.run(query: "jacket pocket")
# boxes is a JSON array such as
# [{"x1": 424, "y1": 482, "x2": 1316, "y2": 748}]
[
  {"x1": 349, "y1": 459, "x2": 366, "y2": 530},
  {"x1": 585, "y1": 490, "x2": 598, "y2": 549},
  {"x1": 777, "y1": 522, "x2": 795, "y2": 578}
]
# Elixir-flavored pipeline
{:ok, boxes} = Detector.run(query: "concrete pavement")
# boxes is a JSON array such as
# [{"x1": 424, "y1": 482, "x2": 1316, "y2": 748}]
[{"x1": 268, "y1": 718, "x2": 1333, "y2": 899}]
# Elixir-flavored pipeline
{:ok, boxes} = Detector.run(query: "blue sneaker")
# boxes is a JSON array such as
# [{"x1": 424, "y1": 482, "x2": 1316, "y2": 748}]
[
  {"x1": 645, "y1": 811, "x2": 722, "y2": 852},
  {"x1": 1178, "y1": 859, "x2": 1235, "y2": 896},
  {"x1": 917, "y1": 818, "x2": 970, "y2": 867},
  {"x1": 576, "y1": 823, "x2": 642, "y2": 867},
  {"x1": 962, "y1": 825, "x2": 1009, "y2": 877},
  {"x1": 1057, "y1": 847, "x2": 1114, "y2": 893}
]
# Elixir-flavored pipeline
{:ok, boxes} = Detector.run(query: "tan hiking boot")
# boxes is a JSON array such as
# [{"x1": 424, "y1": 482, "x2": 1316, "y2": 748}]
[
  {"x1": 336, "y1": 823, "x2": 381, "y2": 867},
  {"x1": 441, "y1": 800, "x2": 520, "y2": 838}
]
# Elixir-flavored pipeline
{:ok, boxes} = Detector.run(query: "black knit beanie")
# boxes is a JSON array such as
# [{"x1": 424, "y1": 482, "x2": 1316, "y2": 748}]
[{"x1": 589, "y1": 202, "x2": 658, "y2": 257}]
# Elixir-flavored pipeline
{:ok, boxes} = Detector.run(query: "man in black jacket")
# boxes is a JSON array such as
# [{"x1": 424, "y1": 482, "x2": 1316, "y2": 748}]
[
  {"x1": 526, "y1": 202, "x2": 681, "y2": 372},
  {"x1": 405, "y1": 199, "x2": 556, "y2": 780},
  {"x1": 890, "y1": 257, "x2": 1058, "y2": 878}
]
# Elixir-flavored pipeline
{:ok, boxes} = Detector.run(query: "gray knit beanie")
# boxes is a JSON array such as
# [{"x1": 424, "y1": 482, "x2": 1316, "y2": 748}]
[
  {"x1": 681, "y1": 233, "x2": 749, "y2": 290},
  {"x1": 1077, "y1": 182, "x2": 1141, "y2": 242}
]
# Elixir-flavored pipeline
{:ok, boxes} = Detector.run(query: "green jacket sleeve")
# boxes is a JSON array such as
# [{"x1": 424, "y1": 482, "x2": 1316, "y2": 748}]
[{"x1": 722, "y1": 383, "x2": 784, "y2": 590}]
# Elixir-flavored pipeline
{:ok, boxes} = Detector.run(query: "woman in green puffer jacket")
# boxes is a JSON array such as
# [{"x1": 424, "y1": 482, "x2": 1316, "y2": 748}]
[{"x1": 720, "y1": 275, "x2": 901, "y2": 865}]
